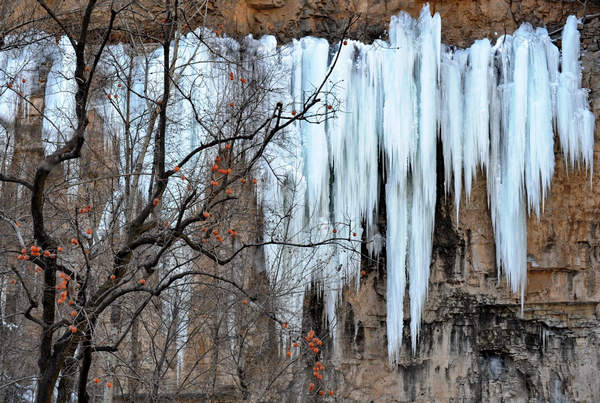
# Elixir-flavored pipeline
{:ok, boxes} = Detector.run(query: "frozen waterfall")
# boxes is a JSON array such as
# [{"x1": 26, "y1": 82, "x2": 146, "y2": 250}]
[
  {"x1": 0, "y1": 6, "x2": 594, "y2": 363},
  {"x1": 263, "y1": 6, "x2": 594, "y2": 360}
]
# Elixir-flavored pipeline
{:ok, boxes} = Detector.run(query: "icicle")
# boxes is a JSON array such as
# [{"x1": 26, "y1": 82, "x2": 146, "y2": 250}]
[
  {"x1": 558, "y1": 16, "x2": 594, "y2": 177},
  {"x1": 463, "y1": 38, "x2": 491, "y2": 200},
  {"x1": 385, "y1": 177, "x2": 409, "y2": 362},
  {"x1": 440, "y1": 46, "x2": 467, "y2": 219},
  {"x1": 300, "y1": 37, "x2": 330, "y2": 219},
  {"x1": 42, "y1": 37, "x2": 77, "y2": 155},
  {"x1": 408, "y1": 5, "x2": 441, "y2": 353},
  {"x1": 498, "y1": 24, "x2": 529, "y2": 298},
  {"x1": 383, "y1": 12, "x2": 417, "y2": 361},
  {"x1": 525, "y1": 28, "x2": 554, "y2": 218}
]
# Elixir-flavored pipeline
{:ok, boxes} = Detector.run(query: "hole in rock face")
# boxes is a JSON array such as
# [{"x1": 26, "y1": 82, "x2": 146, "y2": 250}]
[
  {"x1": 355, "y1": 320, "x2": 365, "y2": 353},
  {"x1": 343, "y1": 303, "x2": 355, "y2": 349}
]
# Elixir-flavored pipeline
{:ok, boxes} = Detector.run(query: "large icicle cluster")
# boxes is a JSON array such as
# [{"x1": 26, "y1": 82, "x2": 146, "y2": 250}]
[
  {"x1": 0, "y1": 7, "x2": 594, "y2": 363},
  {"x1": 263, "y1": 7, "x2": 594, "y2": 362}
]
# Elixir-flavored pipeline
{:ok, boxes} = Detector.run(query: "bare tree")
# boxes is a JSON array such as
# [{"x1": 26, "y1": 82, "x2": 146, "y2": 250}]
[{"x1": 0, "y1": 1, "x2": 356, "y2": 401}]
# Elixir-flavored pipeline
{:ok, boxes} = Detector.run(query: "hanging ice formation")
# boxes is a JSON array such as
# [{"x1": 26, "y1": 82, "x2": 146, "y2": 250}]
[
  {"x1": 0, "y1": 6, "x2": 594, "y2": 363},
  {"x1": 262, "y1": 6, "x2": 594, "y2": 362}
]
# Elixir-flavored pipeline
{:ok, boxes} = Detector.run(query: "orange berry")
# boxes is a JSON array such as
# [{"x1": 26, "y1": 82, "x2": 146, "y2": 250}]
[
  {"x1": 8, "y1": 83, "x2": 12, "y2": 88},
  {"x1": 110, "y1": 275, "x2": 116, "y2": 280},
  {"x1": 227, "y1": 228, "x2": 233, "y2": 234},
  {"x1": 286, "y1": 351, "x2": 291, "y2": 357},
  {"x1": 21, "y1": 248, "x2": 27, "y2": 254},
  {"x1": 22, "y1": 78, "x2": 26, "y2": 83},
  {"x1": 319, "y1": 390, "x2": 325, "y2": 396},
  {"x1": 17, "y1": 255, "x2": 24, "y2": 260},
  {"x1": 216, "y1": 236, "x2": 223, "y2": 242},
  {"x1": 10, "y1": 279, "x2": 16, "y2": 285},
  {"x1": 213, "y1": 230, "x2": 219, "y2": 235},
  {"x1": 157, "y1": 99, "x2": 162, "y2": 105},
  {"x1": 93, "y1": 377, "x2": 100, "y2": 384},
  {"x1": 327, "y1": 104, "x2": 333, "y2": 110},
  {"x1": 282, "y1": 322, "x2": 288, "y2": 329},
  {"x1": 308, "y1": 383, "x2": 315, "y2": 392},
  {"x1": 215, "y1": 156, "x2": 221, "y2": 162},
  {"x1": 139, "y1": 279, "x2": 146, "y2": 285},
  {"x1": 202, "y1": 239, "x2": 207, "y2": 244},
  {"x1": 252, "y1": 179, "x2": 257, "y2": 184},
  {"x1": 85, "y1": 66, "x2": 90, "y2": 72},
  {"x1": 291, "y1": 110, "x2": 297, "y2": 115},
  {"x1": 106, "y1": 382, "x2": 112, "y2": 388},
  {"x1": 71, "y1": 311, "x2": 77, "y2": 317},
  {"x1": 71, "y1": 238, "x2": 78, "y2": 245},
  {"x1": 343, "y1": 40, "x2": 348, "y2": 45},
  {"x1": 232, "y1": 231, "x2": 237, "y2": 237},
  {"x1": 229, "y1": 102, "x2": 234, "y2": 108},
  {"x1": 225, "y1": 144, "x2": 231, "y2": 150},
  {"x1": 86, "y1": 229, "x2": 92, "y2": 235},
  {"x1": 352, "y1": 232, "x2": 357, "y2": 237},
  {"x1": 241, "y1": 299, "x2": 247, "y2": 305},
  {"x1": 153, "y1": 198, "x2": 160, "y2": 206},
  {"x1": 69, "y1": 325, "x2": 77, "y2": 333},
  {"x1": 118, "y1": 83, "x2": 122, "y2": 88},
  {"x1": 113, "y1": 94, "x2": 118, "y2": 99},
  {"x1": 361, "y1": 270, "x2": 366, "y2": 276},
  {"x1": 241, "y1": 178, "x2": 246, "y2": 184},
  {"x1": 332, "y1": 228, "x2": 337, "y2": 234},
  {"x1": 107, "y1": 94, "x2": 111, "y2": 99},
  {"x1": 226, "y1": 189, "x2": 233, "y2": 195},
  {"x1": 240, "y1": 77, "x2": 246, "y2": 84},
  {"x1": 19, "y1": 92, "x2": 23, "y2": 97},
  {"x1": 329, "y1": 390, "x2": 334, "y2": 396},
  {"x1": 180, "y1": 175, "x2": 186, "y2": 180},
  {"x1": 293, "y1": 342, "x2": 299, "y2": 348},
  {"x1": 174, "y1": 166, "x2": 180, "y2": 172},
  {"x1": 58, "y1": 247, "x2": 64, "y2": 253},
  {"x1": 203, "y1": 211, "x2": 210, "y2": 218}
]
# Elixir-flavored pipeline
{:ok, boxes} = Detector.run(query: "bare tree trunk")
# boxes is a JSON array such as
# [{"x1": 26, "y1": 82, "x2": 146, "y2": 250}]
[
  {"x1": 77, "y1": 333, "x2": 93, "y2": 403},
  {"x1": 127, "y1": 316, "x2": 140, "y2": 402},
  {"x1": 57, "y1": 356, "x2": 76, "y2": 402}
]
